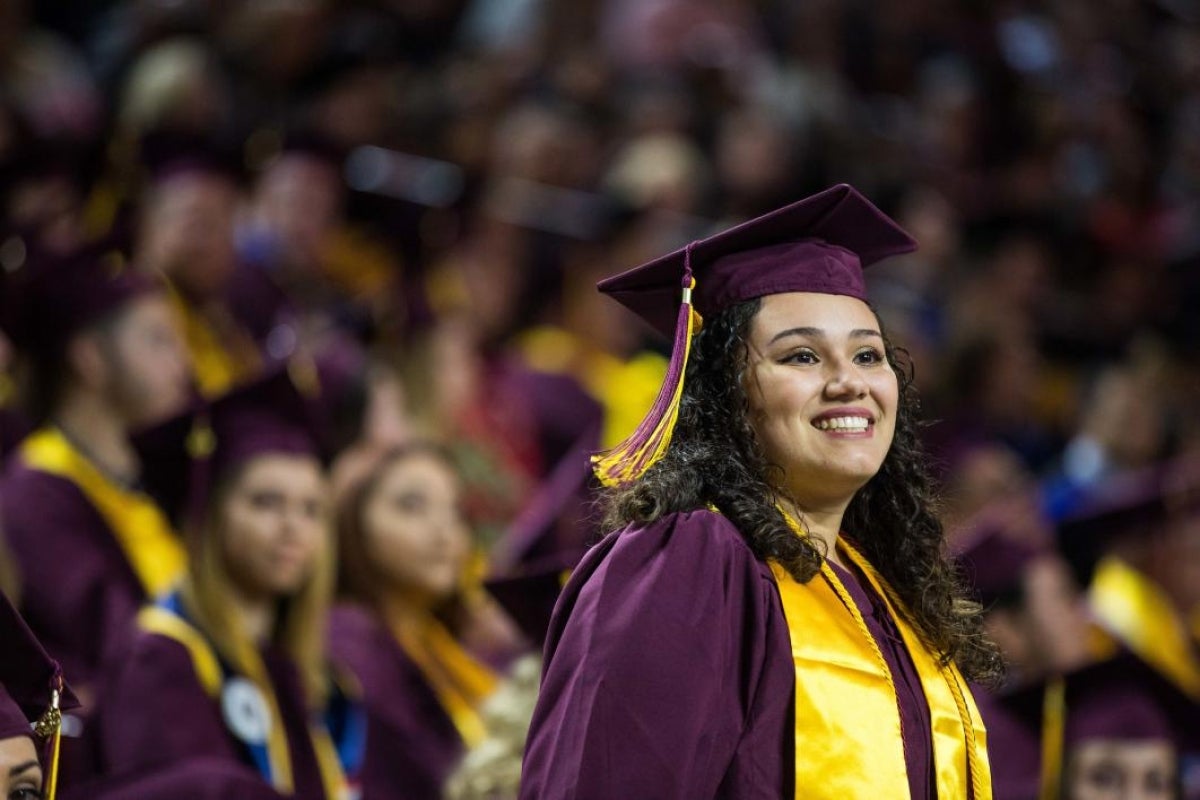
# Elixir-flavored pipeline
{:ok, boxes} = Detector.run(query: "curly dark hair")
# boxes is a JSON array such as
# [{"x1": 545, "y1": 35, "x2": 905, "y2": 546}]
[{"x1": 603, "y1": 297, "x2": 1002, "y2": 683}]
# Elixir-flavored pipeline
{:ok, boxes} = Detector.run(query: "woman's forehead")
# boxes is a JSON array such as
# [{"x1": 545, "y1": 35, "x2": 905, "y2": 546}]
[{"x1": 751, "y1": 293, "x2": 881, "y2": 339}]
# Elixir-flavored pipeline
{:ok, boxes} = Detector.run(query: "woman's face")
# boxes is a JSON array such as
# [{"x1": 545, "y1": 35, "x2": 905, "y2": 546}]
[
  {"x1": 1066, "y1": 740, "x2": 1176, "y2": 800},
  {"x1": 0, "y1": 736, "x2": 40, "y2": 800},
  {"x1": 221, "y1": 454, "x2": 328, "y2": 600},
  {"x1": 744, "y1": 293, "x2": 899, "y2": 509},
  {"x1": 363, "y1": 453, "x2": 470, "y2": 606}
]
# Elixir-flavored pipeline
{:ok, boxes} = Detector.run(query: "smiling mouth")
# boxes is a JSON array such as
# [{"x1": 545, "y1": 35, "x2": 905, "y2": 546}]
[{"x1": 812, "y1": 416, "x2": 874, "y2": 433}]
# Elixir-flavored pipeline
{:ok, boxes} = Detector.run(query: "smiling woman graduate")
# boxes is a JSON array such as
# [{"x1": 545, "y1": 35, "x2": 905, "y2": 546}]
[{"x1": 519, "y1": 184, "x2": 1001, "y2": 799}]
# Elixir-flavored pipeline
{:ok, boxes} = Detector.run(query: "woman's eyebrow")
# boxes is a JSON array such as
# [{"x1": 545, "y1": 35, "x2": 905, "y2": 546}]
[
  {"x1": 9, "y1": 759, "x2": 39, "y2": 777},
  {"x1": 768, "y1": 327, "x2": 882, "y2": 345}
]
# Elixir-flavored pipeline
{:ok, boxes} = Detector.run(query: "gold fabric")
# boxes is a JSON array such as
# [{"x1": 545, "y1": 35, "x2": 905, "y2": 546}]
[
  {"x1": 391, "y1": 614, "x2": 498, "y2": 748},
  {"x1": 1089, "y1": 556, "x2": 1200, "y2": 698},
  {"x1": 168, "y1": 290, "x2": 261, "y2": 398},
  {"x1": 771, "y1": 532, "x2": 991, "y2": 799}
]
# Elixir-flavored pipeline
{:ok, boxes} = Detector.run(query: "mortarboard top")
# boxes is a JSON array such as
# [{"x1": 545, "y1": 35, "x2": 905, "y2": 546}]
[
  {"x1": 485, "y1": 427, "x2": 598, "y2": 645},
  {"x1": 490, "y1": 424, "x2": 601, "y2": 572},
  {"x1": 1061, "y1": 655, "x2": 1178, "y2": 746},
  {"x1": 1, "y1": 238, "x2": 158, "y2": 358},
  {"x1": 591, "y1": 183, "x2": 918, "y2": 487},
  {"x1": 598, "y1": 183, "x2": 917, "y2": 338},
  {"x1": 132, "y1": 367, "x2": 326, "y2": 531},
  {"x1": 0, "y1": 591, "x2": 79, "y2": 798},
  {"x1": 953, "y1": 519, "x2": 1049, "y2": 609}
]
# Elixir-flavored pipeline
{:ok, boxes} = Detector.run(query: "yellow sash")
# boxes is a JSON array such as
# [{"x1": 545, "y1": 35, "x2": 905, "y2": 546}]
[
  {"x1": 771, "y1": 535, "x2": 991, "y2": 799},
  {"x1": 1089, "y1": 556, "x2": 1200, "y2": 698},
  {"x1": 168, "y1": 290, "x2": 261, "y2": 398},
  {"x1": 137, "y1": 606, "x2": 351, "y2": 798},
  {"x1": 19, "y1": 428, "x2": 185, "y2": 598},
  {"x1": 391, "y1": 614, "x2": 498, "y2": 748}
]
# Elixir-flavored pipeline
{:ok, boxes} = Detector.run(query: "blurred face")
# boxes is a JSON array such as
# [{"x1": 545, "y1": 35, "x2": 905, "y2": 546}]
[
  {"x1": 139, "y1": 172, "x2": 238, "y2": 298},
  {"x1": 255, "y1": 155, "x2": 342, "y2": 273},
  {"x1": 1154, "y1": 512, "x2": 1200, "y2": 616},
  {"x1": 1019, "y1": 556, "x2": 1093, "y2": 674},
  {"x1": 744, "y1": 293, "x2": 899, "y2": 509},
  {"x1": 0, "y1": 736, "x2": 40, "y2": 800},
  {"x1": 1066, "y1": 740, "x2": 1176, "y2": 800},
  {"x1": 100, "y1": 294, "x2": 191, "y2": 428},
  {"x1": 363, "y1": 452, "x2": 470, "y2": 606},
  {"x1": 220, "y1": 454, "x2": 328, "y2": 599}
]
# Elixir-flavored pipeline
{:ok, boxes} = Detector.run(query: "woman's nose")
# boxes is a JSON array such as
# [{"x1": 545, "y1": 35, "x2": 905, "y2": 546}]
[{"x1": 824, "y1": 360, "x2": 868, "y2": 400}]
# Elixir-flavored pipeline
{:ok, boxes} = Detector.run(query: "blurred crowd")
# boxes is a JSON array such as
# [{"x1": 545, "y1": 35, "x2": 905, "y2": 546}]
[{"x1": 0, "y1": 0, "x2": 1199, "y2": 798}]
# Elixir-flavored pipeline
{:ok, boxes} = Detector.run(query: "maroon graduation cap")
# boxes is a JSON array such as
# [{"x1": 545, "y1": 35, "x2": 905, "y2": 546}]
[
  {"x1": 2, "y1": 240, "x2": 158, "y2": 358},
  {"x1": 131, "y1": 367, "x2": 326, "y2": 531},
  {"x1": 0, "y1": 591, "x2": 79, "y2": 798},
  {"x1": 591, "y1": 183, "x2": 917, "y2": 486},
  {"x1": 953, "y1": 520, "x2": 1049, "y2": 609}
]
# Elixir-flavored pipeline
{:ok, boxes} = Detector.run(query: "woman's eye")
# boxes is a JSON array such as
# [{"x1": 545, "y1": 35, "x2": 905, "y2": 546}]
[
  {"x1": 393, "y1": 492, "x2": 429, "y2": 514},
  {"x1": 854, "y1": 348, "x2": 884, "y2": 365},
  {"x1": 247, "y1": 492, "x2": 283, "y2": 510},
  {"x1": 781, "y1": 349, "x2": 818, "y2": 365},
  {"x1": 10, "y1": 788, "x2": 44, "y2": 800}
]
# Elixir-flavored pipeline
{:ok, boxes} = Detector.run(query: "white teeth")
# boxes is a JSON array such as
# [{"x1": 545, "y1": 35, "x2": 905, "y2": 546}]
[{"x1": 813, "y1": 416, "x2": 871, "y2": 431}]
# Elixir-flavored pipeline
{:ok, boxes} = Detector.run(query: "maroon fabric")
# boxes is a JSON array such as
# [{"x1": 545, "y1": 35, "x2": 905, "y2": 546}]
[
  {"x1": 953, "y1": 522, "x2": 1046, "y2": 607},
  {"x1": 1062, "y1": 656, "x2": 1175, "y2": 744},
  {"x1": 521, "y1": 510, "x2": 957, "y2": 798},
  {"x1": 99, "y1": 631, "x2": 330, "y2": 800},
  {"x1": 327, "y1": 604, "x2": 463, "y2": 800},
  {"x1": 2, "y1": 244, "x2": 159, "y2": 357},
  {"x1": 971, "y1": 683, "x2": 1042, "y2": 800},
  {"x1": 829, "y1": 556, "x2": 935, "y2": 799},
  {"x1": 598, "y1": 184, "x2": 917, "y2": 338},
  {"x1": 0, "y1": 588, "x2": 77, "y2": 740},
  {"x1": 520, "y1": 510, "x2": 795, "y2": 799},
  {"x1": 0, "y1": 463, "x2": 139, "y2": 703},
  {"x1": 60, "y1": 757, "x2": 286, "y2": 800}
]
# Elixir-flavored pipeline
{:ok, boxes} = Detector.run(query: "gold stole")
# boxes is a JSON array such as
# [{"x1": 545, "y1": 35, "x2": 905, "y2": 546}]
[
  {"x1": 770, "y1": 537, "x2": 991, "y2": 799},
  {"x1": 391, "y1": 614, "x2": 499, "y2": 748},
  {"x1": 168, "y1": 290, "x2": 261, "y2": 398},
  {"x1": 19, "y1": 428, "x2": 185, "y2": 598},
  {"x1": 1089, "y1": 556, "x2": 1200, "y2": 698},
  {"x1": 137, "y1": 606, "x2": 351, "y2": 798}
]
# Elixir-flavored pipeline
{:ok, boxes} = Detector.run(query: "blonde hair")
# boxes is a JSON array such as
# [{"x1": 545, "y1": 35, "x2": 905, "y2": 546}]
[{"x1": 180, "y1": 457, "x2": 334, "y2": 706}]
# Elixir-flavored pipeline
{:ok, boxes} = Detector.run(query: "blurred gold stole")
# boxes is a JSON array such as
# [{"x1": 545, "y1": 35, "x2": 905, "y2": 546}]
[
  {"x1": 391, "y1": 614, "x2": 498, "y2": 748},
  {"x1": 168, "y1": 290, "x2": 261, "y2": 398},
  {"x1": 770, "y1": 537, "x2": 991, "y2": 799},
  {"x1": 1089, "y1": 556, "x2": 1200, "y2": 699},
  {"x1": 20, "y1": 427, "x2": 184, "y2": 597}
]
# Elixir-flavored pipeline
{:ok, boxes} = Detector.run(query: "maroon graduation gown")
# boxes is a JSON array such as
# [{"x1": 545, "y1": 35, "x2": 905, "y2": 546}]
[
  {"x1": 98, "y1": 630, "x2": 331, "y2": 800},
  {"x1": 520, "y1": 509, "x2": 940, "y2": 799},
  {"x1": 0, "y1": 464, "x2": 146, "y2": 691},
  {"x1": 1, "y1": 458, "x2": 152, "y2": 785},
  {"x1": 60, "y1": 757, "x2": 287, "y2": 800},
  {"x1": 327, "y1": 604, "x2": 464, "y2": 800}
]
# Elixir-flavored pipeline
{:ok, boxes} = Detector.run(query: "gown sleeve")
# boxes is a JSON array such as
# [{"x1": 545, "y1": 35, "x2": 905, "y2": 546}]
[
  {"x1": 519, "y1": 509, "x2": 783, "y2": 800},
  {"x1": 99, "y1": 631, "x2": 243, "y2": 776}
]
